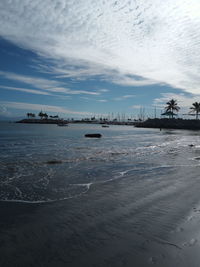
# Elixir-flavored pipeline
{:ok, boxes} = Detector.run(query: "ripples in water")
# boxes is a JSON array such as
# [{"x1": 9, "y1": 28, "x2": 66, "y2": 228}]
[{"x1": 1, "y1": 123, "x2": 200, "y2": 203}]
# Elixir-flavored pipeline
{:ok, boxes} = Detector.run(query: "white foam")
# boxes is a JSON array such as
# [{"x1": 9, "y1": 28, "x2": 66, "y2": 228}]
[
  {"x1": 70, "y1": 182, "x2": 93, "y2": 190},
  {"x1": 0, "y1": 189, "x2": 90, "y2": 204}
]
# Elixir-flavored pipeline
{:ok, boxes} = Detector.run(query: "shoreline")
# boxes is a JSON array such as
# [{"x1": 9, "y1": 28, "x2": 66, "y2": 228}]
[
  {"x1": 16, "y1": 118, "x2": 69, "y2": 124},
  {"x1": 134, "y1": 118, "x2": 200, "y2": 130},
  {"x1": 16, "y1": 118, "x2": 137, "y2": 126},
  {"x1": 16, "y1": 118, "x2": 200, "y2": 130}
]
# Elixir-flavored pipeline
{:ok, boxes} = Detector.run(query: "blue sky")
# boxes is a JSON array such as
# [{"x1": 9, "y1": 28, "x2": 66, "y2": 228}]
[{"x1": 0, "y1": 0, "x2": 200, "y2": 119}]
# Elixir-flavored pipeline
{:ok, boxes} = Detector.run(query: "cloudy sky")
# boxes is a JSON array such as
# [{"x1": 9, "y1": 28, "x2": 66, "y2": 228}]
[{"x1": 0, "y1": 0, "x2": 200, "y2": 119}]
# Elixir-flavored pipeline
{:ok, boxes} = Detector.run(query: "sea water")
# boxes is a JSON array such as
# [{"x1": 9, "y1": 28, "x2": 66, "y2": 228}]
[{"x1": 0, "y1": 122, "x2": 200, "y2": 203}]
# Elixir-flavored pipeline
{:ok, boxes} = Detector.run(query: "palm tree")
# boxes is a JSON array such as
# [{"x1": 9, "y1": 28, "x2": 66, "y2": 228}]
[
  {"x1": 165, "y1": 99, "x2": 180, "y2": 118},
  {"x1": 43, "y1": 113, "x2": 48, "y2": 119},
  {"x1": 38, "y1": 111, "x2": 44, "y2": 119},
  {"x1": 190, "y1": 102, "x2": 200, "y2": 120}
]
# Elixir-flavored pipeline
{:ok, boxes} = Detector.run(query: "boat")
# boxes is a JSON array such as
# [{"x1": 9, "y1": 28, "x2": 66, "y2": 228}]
[{"x1": 102, "y1": 125, "x2": 109, "y2": 128}]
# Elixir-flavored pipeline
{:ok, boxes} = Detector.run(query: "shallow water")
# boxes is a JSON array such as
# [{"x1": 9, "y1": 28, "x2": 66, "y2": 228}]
[
  {"x1": 1, "y1": 122, "x2": 200, "y2": 266},
  {"x1": 1, "y1": 122, "x2": 199, "y2": 203}
]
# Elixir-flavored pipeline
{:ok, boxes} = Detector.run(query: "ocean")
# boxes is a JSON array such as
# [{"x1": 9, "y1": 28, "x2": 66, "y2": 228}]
[{"x1": 1, "y1": 122, "x2": 200, "y2": 266}]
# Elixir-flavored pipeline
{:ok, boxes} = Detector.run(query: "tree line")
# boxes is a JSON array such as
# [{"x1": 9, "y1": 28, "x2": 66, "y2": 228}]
[
  {"x1": 26, "y1": 111, "x2": 59, "y2": 119},
  {"x1": 165, "y1": 99, "x2": 200, "y2": 119},
  {"x1": 26, "y1": 100, "x2": 200, "y2": 121}
]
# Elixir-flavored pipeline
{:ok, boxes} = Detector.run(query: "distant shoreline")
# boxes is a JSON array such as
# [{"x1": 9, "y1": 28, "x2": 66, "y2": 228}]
[
  {"x1": 16, "y1": 118, "x2": 137, "y2": 126},
  {"x1": 134, "y1": 118, "x2": 200, "y2": 130},
  {"x1": 16, "y1": 119, "x2": 68, "y2": 124},
  {"x1": 16, "y1": 118, "x2": 200, "y2": 130}
]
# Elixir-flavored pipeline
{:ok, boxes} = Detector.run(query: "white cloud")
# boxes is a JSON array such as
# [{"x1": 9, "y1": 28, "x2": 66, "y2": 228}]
[
  {"x1": 1, "y1": 0, "x2": 200, "y2": 92},
  {"x1": 130, "y1": 105, "x2": 142, "y2": 109},
  {"x1": 0, "y1": 101, "x2": 93, "y2": 116},
  {"x1": 0, "y1": 71, "x2": 60, "y2": 90},
  {"x1": 114, "y1": 94, "x2": 135, "y2": 101},
  {"x1": 0, "y1": 85, "x2": 51, "y2": 95},
  {"x1": 121, "y1": 95, "x2": 135, "y2": 99},
  {"x1": 0, "y1": 71, "x2": 100, "y2": 95},
  {"x1": 97, "y1": 99, "x2": 107, "y2": 102},
  {"x1": 64, "y1": 89, "x2": 100, "y2": 95},
  {"x1": 98, "y1": 89, "x2": 109, "y2": 92},
  {"x1": 108, "y1": 75, "x2": 158, "y2": 87}
]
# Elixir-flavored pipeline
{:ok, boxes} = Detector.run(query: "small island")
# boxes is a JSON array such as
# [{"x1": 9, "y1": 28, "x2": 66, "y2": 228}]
[
  {"x1": 17, "y1": 118, "x2": 69, "y2": 124},
  {"x1": 16, "y1": 112, "x2": 68, "y2": 124}
]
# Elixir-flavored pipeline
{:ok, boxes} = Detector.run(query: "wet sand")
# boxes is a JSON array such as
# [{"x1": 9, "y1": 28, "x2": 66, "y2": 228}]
[{"x1": 1, "y1": 172, "x2": 200, "y2": 267}]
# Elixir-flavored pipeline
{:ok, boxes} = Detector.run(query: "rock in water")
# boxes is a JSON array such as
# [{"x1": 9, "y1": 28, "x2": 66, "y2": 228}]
[
  {"x1": 85, "y1": 133, "x2": 102, "y2": 138},
  {"x1": 46, "y1": 160, "x2": 63, "y2": 164}
]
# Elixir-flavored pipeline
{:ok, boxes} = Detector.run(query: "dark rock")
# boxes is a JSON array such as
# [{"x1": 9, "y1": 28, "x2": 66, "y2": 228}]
[
  {"x1": 85, "y1": 133, "x2": 102, "y2": 138},
  {"x1": 46, "y1": 160, "x2": 63, "y2": 164}
]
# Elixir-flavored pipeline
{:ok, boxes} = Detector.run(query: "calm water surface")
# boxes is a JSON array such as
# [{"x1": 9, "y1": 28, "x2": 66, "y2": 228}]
[{"x1": 1, "y1": 122, "x2": 200, "y2": 266}]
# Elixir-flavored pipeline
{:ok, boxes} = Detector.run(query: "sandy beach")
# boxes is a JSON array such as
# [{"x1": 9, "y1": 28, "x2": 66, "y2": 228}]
[{"x1": 1, "y1": 179, "x2": 200, "y2": 267}]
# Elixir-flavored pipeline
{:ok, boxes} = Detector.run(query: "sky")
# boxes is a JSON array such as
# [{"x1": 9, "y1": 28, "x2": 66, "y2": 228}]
[{"x1": 0, "y1": 0, "x2": 200, "y2": 119}]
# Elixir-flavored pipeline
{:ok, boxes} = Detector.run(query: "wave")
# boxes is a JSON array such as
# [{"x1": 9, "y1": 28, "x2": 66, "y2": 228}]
[
  {"x1": 1, "y1": 162, "x2": 200, "y2": 204},
  {"x1": 0, "y1": 184, "x2": 91, "y2": 204}
]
